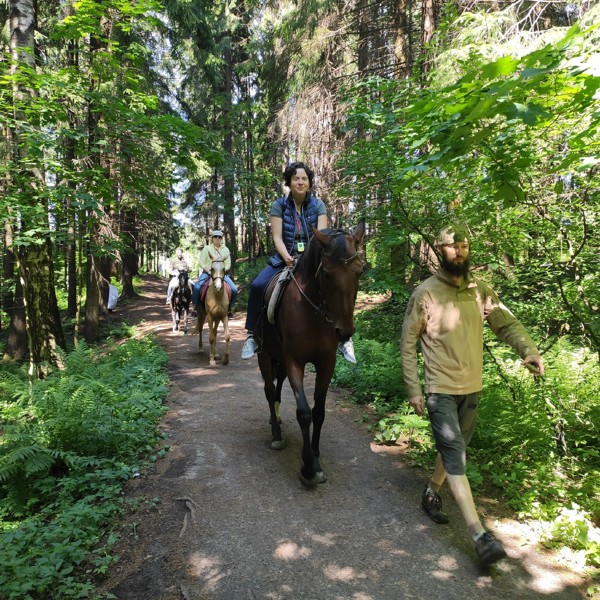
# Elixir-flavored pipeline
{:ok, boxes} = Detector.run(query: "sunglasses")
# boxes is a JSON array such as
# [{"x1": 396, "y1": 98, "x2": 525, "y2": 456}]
[{"x1": 213, "y1": 235, "x2": 223, "y2": 239}]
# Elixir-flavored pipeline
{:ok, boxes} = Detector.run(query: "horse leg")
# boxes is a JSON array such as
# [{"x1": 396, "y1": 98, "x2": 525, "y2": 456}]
[
  {"x1": 221, "y1": 316, "x2": 230, "y2": 365},
  {"x1": 197, "y1": 312, "x2": 206, "y2": 352},
  {"x1": 258, "y1": 354, "x2": 284, "y2": 449},
  {"x1": 288, "y1": 363, "x2": 325, "y2": 487},
  {"x1": 171, "y1": 305, "x2": 178, "y2": 332},
  {"x1": 207, "y1": 316, "x2": 218, "y2": 365},
  {"x1": 310, "y1": 362, "x2": 335, "y2": 475},
  {"x1": 182, "y1": 306, "x2": 189, "y2": 334}
]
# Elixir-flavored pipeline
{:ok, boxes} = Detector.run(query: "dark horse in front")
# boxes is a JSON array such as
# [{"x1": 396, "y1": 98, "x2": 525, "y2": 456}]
[{"x1": 254, "y1": 220, "x2": 365, "y2": 487}]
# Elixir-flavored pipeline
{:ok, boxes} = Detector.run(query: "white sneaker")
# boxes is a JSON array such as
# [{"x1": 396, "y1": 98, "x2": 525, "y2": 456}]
[
  {"x1": 338, "y1": 339, "x2": 357, "y2": 364},
  {"x1": 241, "y1": 335, "x2": 258, "y2": 360}
]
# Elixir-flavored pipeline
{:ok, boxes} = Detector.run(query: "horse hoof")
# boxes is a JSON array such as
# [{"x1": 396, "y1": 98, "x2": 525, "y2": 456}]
[
  {"x1": 271, "y1": 439, "x2": 285, "y2": 450},
  {"x1": 298, "y1": 472, "x2": 317, "y2": 488},
  {"x1": 222, "y1": 355, "x2": 229, "y2": 365},
  {"x1": 298, "y1": 470, "x2": 326, "y2": 488}
]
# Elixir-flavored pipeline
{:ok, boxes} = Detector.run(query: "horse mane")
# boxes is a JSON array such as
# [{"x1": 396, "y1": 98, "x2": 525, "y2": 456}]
[{"x1": 296, "y1": 228, "x2": 347, "y2": 279}]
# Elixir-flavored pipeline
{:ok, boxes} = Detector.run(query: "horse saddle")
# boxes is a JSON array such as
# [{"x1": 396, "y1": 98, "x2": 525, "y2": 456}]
[
  {"x1": 199, "y1": 279, "x2": 232, "y2": 305},
  {"x1": 266, "y1": 267, "x2": 293, "y2": 325}
]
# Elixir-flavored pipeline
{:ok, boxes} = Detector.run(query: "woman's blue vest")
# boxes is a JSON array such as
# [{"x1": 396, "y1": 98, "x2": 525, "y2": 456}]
[{"x1": 269, "y1": 193, "x2": 320, "y2": 267}]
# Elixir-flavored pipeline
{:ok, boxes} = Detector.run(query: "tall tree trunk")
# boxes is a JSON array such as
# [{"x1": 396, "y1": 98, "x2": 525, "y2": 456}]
[
  {"x1": 3, "y1": 219, "x2": 28, "y2": 361},
  {"x1": 421, "y1": 0, "x2": 436, "y2": 75},
  {"x1": 357, "y1": 0, "x2": 369, "y2": 75},
  {"x1": 10, "y1": 0, "x2": 66, "y2": 375},
  {"x1": 394, "y1": 0, "x2": 411, "y2": 78},
  {"x1": 222, "y1": 45, "x2": 236, "y2": 271},
  {"x1": 121, "y1": 208, "x2": 140, "y2": 297}
]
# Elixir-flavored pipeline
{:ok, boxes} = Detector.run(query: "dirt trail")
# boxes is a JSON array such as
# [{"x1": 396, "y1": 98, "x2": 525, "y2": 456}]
[{"x1": 100, "y1": 275, "x2": 590, "y2": 600}]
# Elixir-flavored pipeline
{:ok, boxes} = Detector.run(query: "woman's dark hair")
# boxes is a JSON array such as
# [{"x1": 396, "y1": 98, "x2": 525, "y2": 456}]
[{"x1": 283, "y1": 162, "x2": 314, "y2": 188}]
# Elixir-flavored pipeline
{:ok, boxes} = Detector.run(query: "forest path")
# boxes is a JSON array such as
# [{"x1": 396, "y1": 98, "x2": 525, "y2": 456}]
[{"x1": 99, "y1": 275, "x2": 590, "y2": 600}]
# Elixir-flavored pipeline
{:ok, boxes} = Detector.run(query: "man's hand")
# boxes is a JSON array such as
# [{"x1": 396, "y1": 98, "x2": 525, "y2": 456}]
[
  {"x1": 522, "y1": 355, "x2": 544, "y2": 376},
  {"x1": 408, "y1": 395, "x2": 425, "y2": 416}
]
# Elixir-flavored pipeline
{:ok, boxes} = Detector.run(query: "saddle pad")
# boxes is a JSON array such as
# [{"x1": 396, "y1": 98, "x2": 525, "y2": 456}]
[
  {"x1": 200, "y1": 280, "x2": 232, "y2": 305},
  {"x1": 267, "y1": 268, "x2": 292, "y2": 325}
]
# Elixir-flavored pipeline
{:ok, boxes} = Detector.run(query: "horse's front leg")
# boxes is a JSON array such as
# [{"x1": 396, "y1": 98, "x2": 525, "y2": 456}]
[
  {"x1": 221, "y1": 316, "x2": 230, "y2": 365},
  {"x1": 197, "y1": 312, "x2": 206, "y2": 352},
  {"x1": 171, "y1": 306, "x2": 178, "y2": 332},
  {"x1": 182, "y1": 307, "x2": 189, "y2": 334},
  {"x1": 310, "y1": 361, "x2": 335, "y2": 467},
  {"x1": 288, "y1": 363, "x2": 325, "y2": 487},
  {"x1": 207, "y1": 316, "x2": 218, "y2": 365}
]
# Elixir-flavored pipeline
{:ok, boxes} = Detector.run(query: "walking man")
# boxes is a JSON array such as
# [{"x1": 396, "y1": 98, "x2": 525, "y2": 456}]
[{"x1": 400, "y1": 224, "x2": 544, "y2": 566}]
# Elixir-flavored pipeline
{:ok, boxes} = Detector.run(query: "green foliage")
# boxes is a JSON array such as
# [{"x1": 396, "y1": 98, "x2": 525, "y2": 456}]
[
  {"x1": 472, "y1": 340, "x2": 600, "y2": 522},
  {"x1": 340, "y1": 11, "x2": 600, "y2": 357},
  {"x1": 235, "y1": 256, "x2": 270, "y2": 306},
  {"x1": 333, "y1": 334, "x2": 404, "y2": 408},
  {"x1": 541, "y1": 504, "x2": 600, "y2": 569},
  {"x1": 0, "y1": 334, "x2": 169, "y2": 598}
]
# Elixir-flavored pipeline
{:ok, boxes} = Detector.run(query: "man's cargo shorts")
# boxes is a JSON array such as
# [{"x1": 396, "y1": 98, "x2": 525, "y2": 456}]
[{"x1": 425, "y1": 392, "x2": 480, "y2": 476}]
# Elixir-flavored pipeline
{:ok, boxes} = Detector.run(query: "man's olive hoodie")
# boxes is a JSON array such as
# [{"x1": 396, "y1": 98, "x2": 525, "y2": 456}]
[{"x1": 400, "y1": 269, "x2": 540, "y2": 398}]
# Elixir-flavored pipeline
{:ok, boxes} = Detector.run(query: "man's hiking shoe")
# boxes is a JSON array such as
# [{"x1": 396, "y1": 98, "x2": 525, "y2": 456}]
[
  {"x1": 241, "y1": 335, "x2": 258, "y2": 360},
  {"x1": 475, "y1": 532, "x2": 507, "y2": 566},
  {"x1": 421, "y1": 487, "x2": 449, "y2": 524}
]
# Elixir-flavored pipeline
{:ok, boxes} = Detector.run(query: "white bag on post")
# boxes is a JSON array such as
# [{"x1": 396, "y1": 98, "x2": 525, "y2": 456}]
[{"x1": 108, "y1": 284, "x2": 118, "y2": 310}]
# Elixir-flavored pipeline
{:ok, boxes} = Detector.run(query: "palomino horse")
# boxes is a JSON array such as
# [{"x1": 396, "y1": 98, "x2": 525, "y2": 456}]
[
  {"x1": 195, "y1": 256, "x2": 231, "y2": 365},
  {"x1": 171, "y1": 270, "x2": 191, "y2": 333},
  {"x1": 254, "y1": 220, "x2": 365, "y2": 487}
]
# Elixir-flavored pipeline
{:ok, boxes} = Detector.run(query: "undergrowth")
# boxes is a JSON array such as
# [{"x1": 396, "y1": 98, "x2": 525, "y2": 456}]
[{"x1": 0, "y1": 334, "x2": 170, "y2": 600}]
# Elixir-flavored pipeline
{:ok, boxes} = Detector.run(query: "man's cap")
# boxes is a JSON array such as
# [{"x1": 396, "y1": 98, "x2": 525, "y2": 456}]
[
  {"x1": 436, "y1": 224, "x2": 469, "y2": 246},
  {"x1": 211, "y1": 229, "x2": 223, "y2": 237}
]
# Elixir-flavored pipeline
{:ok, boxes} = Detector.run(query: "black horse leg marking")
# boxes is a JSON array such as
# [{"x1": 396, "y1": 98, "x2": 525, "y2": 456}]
[{"x1": 289, "y1": 364, "x2": 324, "y2": 487}]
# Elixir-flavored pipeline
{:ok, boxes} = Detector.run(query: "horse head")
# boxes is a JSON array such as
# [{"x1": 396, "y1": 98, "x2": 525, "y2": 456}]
[
  {"x1": 177, "y1": 270, "x2": 189, "y2": 290},
  {"x1": 209, "y1": 254, "x2": 225, "y2": 292},
  {"x1": 306, "y1": 220, "x2": 365, "y2": 342}
]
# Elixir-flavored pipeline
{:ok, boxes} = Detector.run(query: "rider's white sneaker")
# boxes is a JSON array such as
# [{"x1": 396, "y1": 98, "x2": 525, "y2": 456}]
[
  {"x1": 338, "y1": 339, "x2": 357, "y2": 364},
  {"x1": 241, "y1": 335, "x2": 258, "y2": 360}
]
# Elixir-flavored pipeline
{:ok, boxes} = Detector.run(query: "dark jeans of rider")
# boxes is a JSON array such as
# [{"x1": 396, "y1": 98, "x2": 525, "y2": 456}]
[{"x1": 244, "y1": 263, "x2": 283, "y2": 332}]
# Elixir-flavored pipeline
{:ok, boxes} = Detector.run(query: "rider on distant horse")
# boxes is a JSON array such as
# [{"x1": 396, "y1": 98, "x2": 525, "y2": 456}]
[
  {"x1": 240, "y1": 161, "x2": 357, "y2": 364},
  {"x1": 191, "y1": 230, "x2": 238, "y2": 315},
  {"x1": 166, "y1": 247, "x2": 191, "y2": 304}
]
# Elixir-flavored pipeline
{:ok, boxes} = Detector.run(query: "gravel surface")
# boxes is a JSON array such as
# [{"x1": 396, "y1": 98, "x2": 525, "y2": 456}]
[{"x1": 98, "y1": 275, "x2": 591, "y2": 600}]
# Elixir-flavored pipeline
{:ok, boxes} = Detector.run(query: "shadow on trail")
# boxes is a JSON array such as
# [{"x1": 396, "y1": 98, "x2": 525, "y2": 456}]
[{"x1": 102, "y1": 276, "x2": 589, "y2": 600}]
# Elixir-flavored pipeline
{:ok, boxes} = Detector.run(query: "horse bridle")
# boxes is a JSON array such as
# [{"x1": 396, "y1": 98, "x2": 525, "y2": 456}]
[
  {"x1": 210, "y1": 259, "x2": 225, "y2": 284},
  {"x1": 291, "y1": 242, "x2": 363, "y2": 323}
]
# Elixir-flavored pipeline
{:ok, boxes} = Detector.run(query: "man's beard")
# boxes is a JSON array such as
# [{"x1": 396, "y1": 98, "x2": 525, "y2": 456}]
[{"x1": 441, "y1": 256, "x2": 470, "y2": 277}]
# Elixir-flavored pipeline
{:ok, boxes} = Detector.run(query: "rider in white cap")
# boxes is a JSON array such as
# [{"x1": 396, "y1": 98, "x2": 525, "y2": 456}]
[{"x1": 192, "y1": 229, "x2": 238, "y2": 316}]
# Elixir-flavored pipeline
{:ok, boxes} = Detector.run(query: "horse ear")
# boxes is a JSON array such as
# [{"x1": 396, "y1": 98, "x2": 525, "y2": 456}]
[
  {"x1": 352, "y1": 219, "x2": 366, "y2": 245},
  {"x1": 312, "y1": 226, "x2": 332, "y2": 247}
]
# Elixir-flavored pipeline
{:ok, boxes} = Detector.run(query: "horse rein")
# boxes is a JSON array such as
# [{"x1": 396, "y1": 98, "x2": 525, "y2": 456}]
[
  {"x1": 291, "y1": 243, "x2": 363, "y2": 323},
  {"x1": 210, "y1": 259, "x2": 225, "y2": 286}
]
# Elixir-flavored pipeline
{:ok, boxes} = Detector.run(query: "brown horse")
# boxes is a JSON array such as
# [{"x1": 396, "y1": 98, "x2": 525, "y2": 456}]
[
  {"x1": 254, "y1": 220, "x2": 365, "y2": 487},
  {"x1": 195, "y1": 256, "x2": 231, "y2": 365}
]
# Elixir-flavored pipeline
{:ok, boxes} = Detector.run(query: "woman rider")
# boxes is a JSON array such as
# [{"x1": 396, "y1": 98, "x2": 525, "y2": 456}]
[{"x1": 241, "y1": 161, "x2": 356, "y2": 364}]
